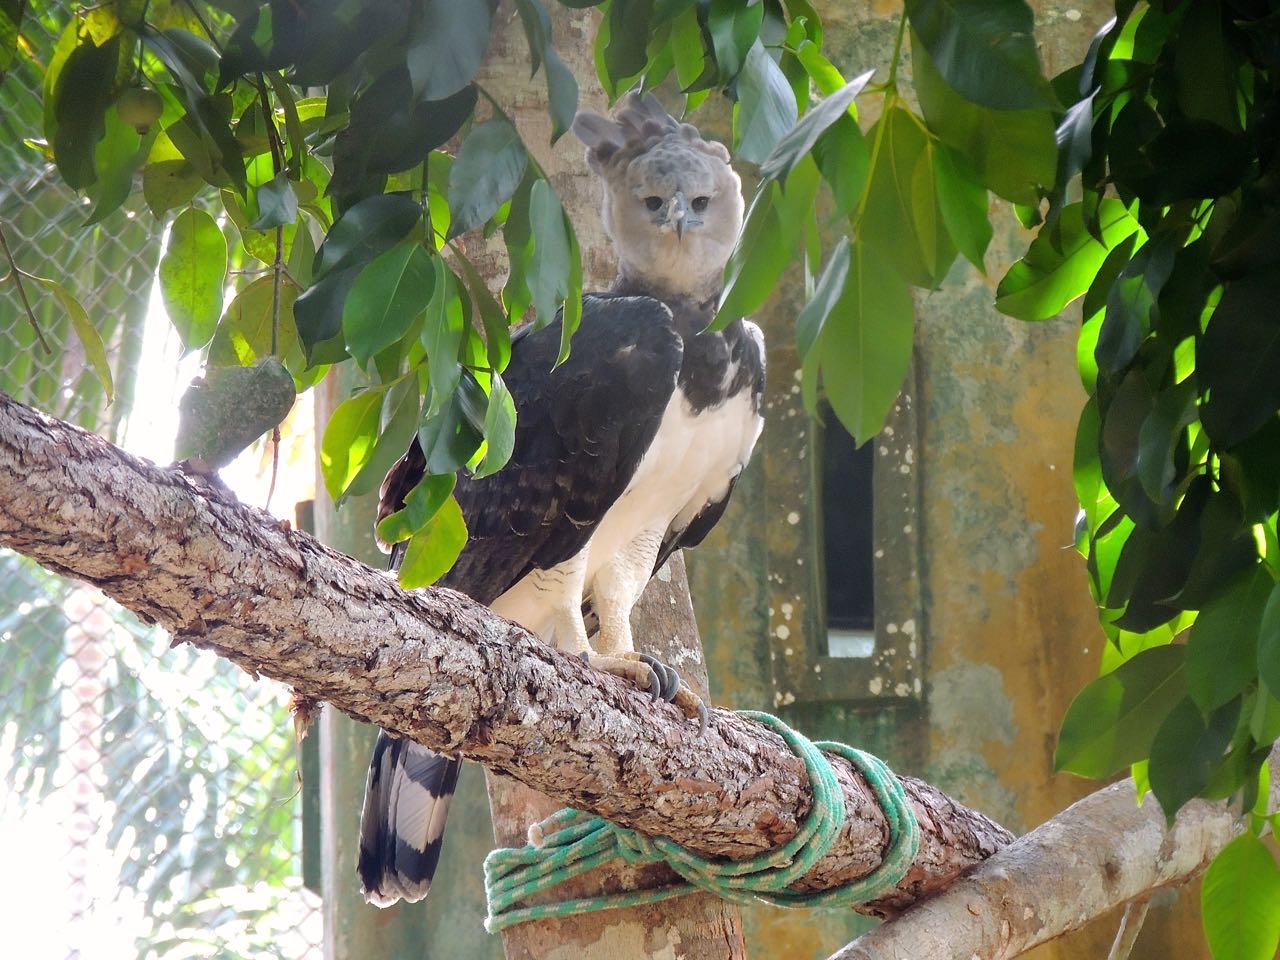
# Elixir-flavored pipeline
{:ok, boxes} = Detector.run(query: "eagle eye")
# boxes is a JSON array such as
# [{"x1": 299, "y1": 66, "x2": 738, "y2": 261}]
[
  {"x1": 691, "y1": 196, "x2": 709, "y2": 213},
  {"x1": 644, "y1": 196, "x2": 664, "y2": 212}
]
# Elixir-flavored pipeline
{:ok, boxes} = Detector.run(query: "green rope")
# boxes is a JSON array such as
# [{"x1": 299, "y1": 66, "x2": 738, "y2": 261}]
[{"x1": 483, "y1": 710, "x2": 920, "y2": 932}]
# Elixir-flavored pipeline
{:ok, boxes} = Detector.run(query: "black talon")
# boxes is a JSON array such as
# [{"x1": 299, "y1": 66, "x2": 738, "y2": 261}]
[
  {"x1": 638, "y1": 653, "x2": 680, "y2": 702},
  {"x1": 645, "y1": 665, "x2": 662, "y2": 698},
  {"x1": 659, "y1": 663, "x2": 680, "y2": 702},
  {"x1": 695, "y1": 699, "x2": 710, "y2": 736}
]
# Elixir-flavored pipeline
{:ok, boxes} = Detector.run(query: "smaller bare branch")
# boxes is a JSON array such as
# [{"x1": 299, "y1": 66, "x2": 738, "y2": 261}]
[
  {"x1": 0, "y1": 221, "x2": 52, "y2": 355},
  {"x1": 1106, "y1": 895, "x2": 1152, "y2": 960},
  {"x1": 829, "y1": 759, "x2": 1277, "y2": 960}
]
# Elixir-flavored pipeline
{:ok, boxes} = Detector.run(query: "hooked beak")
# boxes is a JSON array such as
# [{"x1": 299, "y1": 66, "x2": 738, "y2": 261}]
[{"x1": 668, "y1": 191, "x2": 688, "y2": 241}]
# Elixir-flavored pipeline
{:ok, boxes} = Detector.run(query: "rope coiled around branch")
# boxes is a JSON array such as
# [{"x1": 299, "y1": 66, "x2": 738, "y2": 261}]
[{"x1": 483, "y1": 710, "x2": 920, "y2": 932}]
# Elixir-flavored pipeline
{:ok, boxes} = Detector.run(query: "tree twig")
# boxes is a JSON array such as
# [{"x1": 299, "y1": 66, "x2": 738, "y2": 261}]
[
  {"x1": 0, "y1": 221, "x2": 52, "y2": 355},
  {"x1": 1106, "y1": 894, "x2": 1152, "y2": 960}
]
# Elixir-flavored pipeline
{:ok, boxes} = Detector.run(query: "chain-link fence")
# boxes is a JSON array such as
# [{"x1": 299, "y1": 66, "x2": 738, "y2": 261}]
[{"x1": 1, "y1": 9, "x2": 322, "y2": 958}]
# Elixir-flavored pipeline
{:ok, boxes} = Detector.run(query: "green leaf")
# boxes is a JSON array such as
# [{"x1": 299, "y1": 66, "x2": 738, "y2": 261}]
[
  {"x1": 558, "y1": 220, "x2": 584, "y2": 366},
  {"x1": 812, "y1": 114, "x2": 870, "y2": 219},
  {"x1": 527, "y1": 180, "x2": 573, "y2": 330},
  {"x1": 670, "y1": 5, "x2": 707, "y2": 91},
  {"x1": 1097, "y1": 231, "x2": 1177, "y2": 375},
  {"x1": 143, "y1": 158, "x2": 203, "y2": 216},
  {"x1": 1054, "y1": 643, "x2": 1186, "y2": 778},
  {"x1": 319, "y1": 386, "x2": 385, "y2": 501},
  {"x1": 1256, "y1": 583, "x2": 1280, "y2": 702},
  {"x1": 1202, "y1": 834, "x2": 1280, "y2": 960},
  {"x1": 399, "y1": 496, "x2": 468, "y2": 589},
  {"x1": 796, "y1": 236, "x2": 850, "y2": 361},
  {"x1": 406, "y1": 0, "x2": 491, "y2": 100},
  {"x1": 223, "y1": 186, "x2": 299, "y2": 266},
  {"x1": 603, "y1": 0, "x2": 656, "y2": 85},
  {"x1": 0, "y1": 0, "x2": 22, "y2": 76},
  {"x1": 176, "y1": 358, "x2": 296, "y2": 468},
  {"x1": 818, "y1": 241, "x2": 915, "y2": 445},
  {"x1": 50, "y1": 34, "x2": 121, "y2": 189},
  {"x1": 251, "y1": 171, "x2": 298, "y2": 230},
  {"x1": 1134, "y1": 378, "x2": 1196, "y2": 508},
  {"x1": 1250, "y1": 679, "x2": 1280, "y2": 744},
  {"x1": 422, "y1": 258, "x2": 466, "y2": 418},
  {"x1": 760, "y1": 70, "x2": 872, "y2": 182},
  {"x1": 376, "y1": 472, "x2": 456, "y2": 547},
  {"x1": 474, "y1": 372, "x2": 516, "y2": 479},
  {"x1": 159, "y1": 208, "x2": 228, "y2": 352},
  {"x1": 716, "y1": 159, "x2": 820, "y2": 327},
  {"x1": 793, "y1": 38, "x2": 845, "y2": 95},
  {"x1": 418, "y1": 385, "x2": 484, "y2": 476},
  {"x1": 1200, "y1": 272, "x2": 1280, "y2": 447},
  {"x1": 1149, "y1": 695, "x2": 1240, "y2": 817},
  {"x1": 543, "y1": 50, "x2": 579, "y2": 144},
  {"x1": 207, "y1": 275, "x2": 303, "y2": 372},
  {"x1": 85, "y1": 105, "x2": 144, "y2": 225},
  {"x1": 717, "y1": 184, "x2": 786, "y2": 326},
  {"x1": 332, "y1": 71, "x2": 477, "y2": 198},
  {"x1": 313, "y1": 193, "x2": 422, "y2": 280},
  {"x1": 347, "y1": 378, "x2": 423, "y2": 500},
  {"x1": 996, "y1": 200, "x2": 1143, "y2": 321},
  {"x1": 447, "y1": 120, "x2": 529, "y2": 239},
  {"x1": 503, "y1": 175, "x2": 536, "y2": 323},
  {"x1": 28, "y1": 276, "x2": 113, "y2": 402},
  {"x1": 932, "y1": 144, "x2": 991, "y2": 273},
  {"x1": 861, "y1": 105, "x2": 956, "y2": 288},
  {"x1": 515, "y1": 0, "x2": 579, "y2": 143},
  {"x1": 906, "y1": 0, "x2": 1058, "y2": 110},
  {"x1": 294, "y1": 267, "x2": 359, "y2": 363},
  {"x1": 735, "y1": 41, "x2": 798, "y2": 166},
  {"x1": 455, "y1": 252, "x2": 512, "y2": 373},
  {"x1": 911, "y1": 30, "x2": 1055, "y2": 204},
  {"x1": 342, "y1": 243, "x2": 435, "y2": 368},
  {"x1": 707, "y1": 0, "x2": 762, "y2": 80}
]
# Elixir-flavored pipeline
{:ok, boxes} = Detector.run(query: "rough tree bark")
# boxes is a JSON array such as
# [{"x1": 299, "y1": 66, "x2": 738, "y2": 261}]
[
  {"x1": 830, "y1": 766, "x2": 1275, "y2": 960},
  {"x1": 0, "y1": 390, "x2": 1011, "y2": 916}
]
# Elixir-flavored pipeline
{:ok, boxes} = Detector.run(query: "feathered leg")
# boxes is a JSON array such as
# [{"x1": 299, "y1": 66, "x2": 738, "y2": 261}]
[{"x1": 590, "y1": 530, "x2": 707, "y2": 727}]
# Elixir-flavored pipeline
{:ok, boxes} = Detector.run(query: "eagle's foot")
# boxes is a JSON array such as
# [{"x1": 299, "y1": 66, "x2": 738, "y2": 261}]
[{"x1": 583, "y1": 651, "x2": 709, "y2": 733}]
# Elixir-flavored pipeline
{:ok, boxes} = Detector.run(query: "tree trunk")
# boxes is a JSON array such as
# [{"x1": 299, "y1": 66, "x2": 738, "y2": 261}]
[{"x1": 0, "y1": 389, "x2": 1011, "y2": 917}]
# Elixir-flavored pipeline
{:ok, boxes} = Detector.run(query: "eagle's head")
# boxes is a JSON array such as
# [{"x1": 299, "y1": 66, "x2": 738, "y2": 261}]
[{"x1": 573, "y1": 93, "x2": 743, "y2": 301}]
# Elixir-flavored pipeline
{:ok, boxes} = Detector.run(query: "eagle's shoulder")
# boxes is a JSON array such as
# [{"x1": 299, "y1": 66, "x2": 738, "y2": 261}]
[{"x1": 399, "y1": 293, "x2": 686, "y2": 602}]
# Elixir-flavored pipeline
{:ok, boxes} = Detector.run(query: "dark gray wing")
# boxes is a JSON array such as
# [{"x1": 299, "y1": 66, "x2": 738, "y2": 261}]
[{"x1": 379, "y1": 294, "x2": 684, "y2": 604}]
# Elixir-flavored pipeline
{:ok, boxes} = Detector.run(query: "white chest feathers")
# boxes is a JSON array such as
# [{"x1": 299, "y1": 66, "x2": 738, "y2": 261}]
[{"x1": 586, "y1": 383, "x2": 763, "y2": 573}]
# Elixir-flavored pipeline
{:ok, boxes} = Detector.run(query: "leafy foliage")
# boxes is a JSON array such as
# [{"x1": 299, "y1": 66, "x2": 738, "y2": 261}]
[
  {"x1": 993, "y1": 4, "x2": 1280, "y2": 946},
  {"x1": 6, "y1": 2, "x2": 1280, "y2": 954},
  {"x1": 4, "y1": 0, "x2": 1045, "y2": 570},
  {"x1": 1021, "y1": 0, "x2": 1280, "y2": 834}
]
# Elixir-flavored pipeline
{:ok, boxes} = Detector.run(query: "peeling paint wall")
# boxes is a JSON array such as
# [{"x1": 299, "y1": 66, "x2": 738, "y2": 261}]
[{"x1": 687, "y1": 3, "x2": 1211, "y2": 958}]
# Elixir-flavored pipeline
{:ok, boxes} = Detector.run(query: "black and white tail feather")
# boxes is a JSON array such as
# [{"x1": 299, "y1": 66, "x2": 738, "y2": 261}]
[
  {"x1": 357, "y1": 541, "x2": 462, "y2": 906},
  {"x1": 357, "y1": 732, "x2": 461, "y2": 906}
]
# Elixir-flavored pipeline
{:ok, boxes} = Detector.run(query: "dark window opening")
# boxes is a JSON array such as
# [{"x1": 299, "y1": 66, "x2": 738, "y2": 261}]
[{"x1": 820, "y1": 404, "x2": 875, "y2": 640}]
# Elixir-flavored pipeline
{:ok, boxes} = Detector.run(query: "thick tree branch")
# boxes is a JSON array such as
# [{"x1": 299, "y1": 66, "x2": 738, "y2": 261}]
[
  {"x1": 831, "y1": 763, "x2": 1276, "y2": 959},
  {"x1": 0, "y1": 391, "x2": 1011, "y2": 911}
]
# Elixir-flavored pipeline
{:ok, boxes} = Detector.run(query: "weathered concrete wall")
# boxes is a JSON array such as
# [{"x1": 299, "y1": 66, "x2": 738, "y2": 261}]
[{"x1": 689, "y1": 2, "x2": 1210, "y2": 957}]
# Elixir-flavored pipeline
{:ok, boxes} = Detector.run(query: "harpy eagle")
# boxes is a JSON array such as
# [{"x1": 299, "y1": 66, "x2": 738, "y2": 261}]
[{"x1": 358, "y1": 93, "x2": 766, "y2": 907}]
